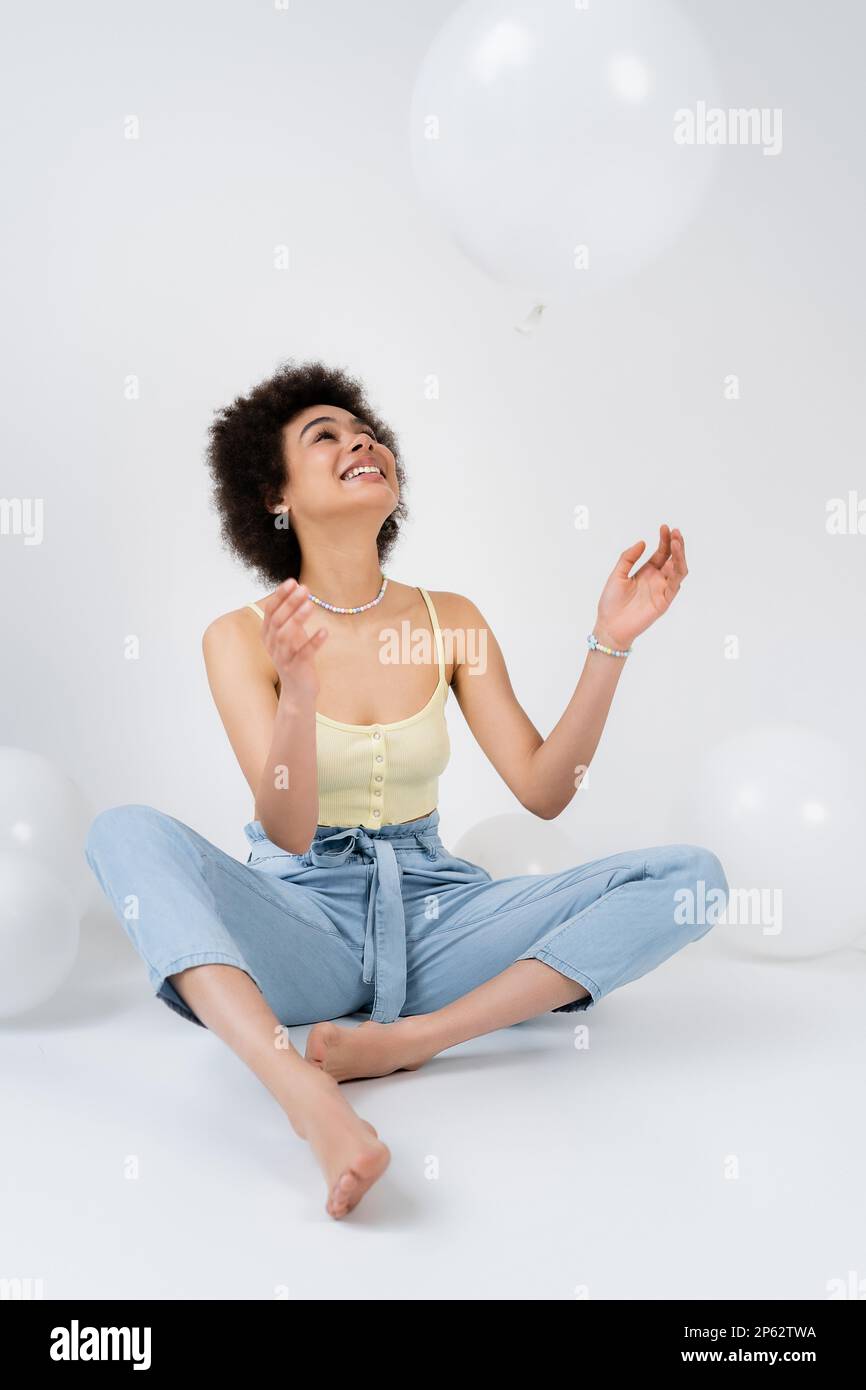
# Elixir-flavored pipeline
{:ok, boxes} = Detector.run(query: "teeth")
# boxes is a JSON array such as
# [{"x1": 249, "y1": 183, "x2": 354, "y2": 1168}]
[{"x1": 343, "y1": 465, "x2": 382, "y2": 481}]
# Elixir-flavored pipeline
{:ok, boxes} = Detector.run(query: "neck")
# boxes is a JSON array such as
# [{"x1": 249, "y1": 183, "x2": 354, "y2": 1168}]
[{"x1": 297, "y1": 536, "x2": 385, "y2": 608}]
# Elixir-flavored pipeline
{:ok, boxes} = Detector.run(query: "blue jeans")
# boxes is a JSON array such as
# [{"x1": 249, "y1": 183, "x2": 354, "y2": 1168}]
[{"x1": 83, "y1": 805, "x2": 729, "y2": 1029}]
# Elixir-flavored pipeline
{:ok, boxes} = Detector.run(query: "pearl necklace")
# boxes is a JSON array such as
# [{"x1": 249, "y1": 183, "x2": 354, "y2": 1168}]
[{"x1": 307, "y1": 574, "x2": 389, "y2": 615}]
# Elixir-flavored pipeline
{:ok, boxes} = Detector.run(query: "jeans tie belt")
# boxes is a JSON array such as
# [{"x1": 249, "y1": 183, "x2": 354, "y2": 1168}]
[{"x1": 308, "y1": 825, "x2": 440, "y2": 1023}]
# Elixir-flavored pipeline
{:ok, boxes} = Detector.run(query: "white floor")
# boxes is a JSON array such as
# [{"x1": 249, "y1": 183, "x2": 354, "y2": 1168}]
[{"x1": 3, "y1": 903, "x2": 864, "y2": 1301}]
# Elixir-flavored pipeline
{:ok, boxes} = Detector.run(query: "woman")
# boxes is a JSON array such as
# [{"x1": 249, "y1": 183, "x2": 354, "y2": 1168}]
[{"x1": 85, "y1": 359, "x2": 728, "y2": 1221}]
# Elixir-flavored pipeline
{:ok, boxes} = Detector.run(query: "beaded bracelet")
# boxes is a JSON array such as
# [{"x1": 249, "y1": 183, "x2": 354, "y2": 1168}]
[{"x1": 587, "y1": 632, "x2": 633, "y2": 658}]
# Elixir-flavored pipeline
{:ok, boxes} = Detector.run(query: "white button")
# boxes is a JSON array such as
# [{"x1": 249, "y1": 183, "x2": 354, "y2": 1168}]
[
  {"x1": 375, "y1": 755, "x2": 384, "y2": 763},
  {"x1": 373, "y1": 789, "x2": 382, "y2": 797},
  {"x1": 372, "y1": 808, "x2": 381, "y2": 817},
  {"x1": 374, "y1": 775, "x2": 383, "y2": 783},
  {"x1": 371, "y1": 731, "x2": 381, "y2": 740}
]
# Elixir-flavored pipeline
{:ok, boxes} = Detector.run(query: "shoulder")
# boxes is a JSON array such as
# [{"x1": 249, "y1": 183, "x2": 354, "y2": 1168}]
[
  {"x1": 383, "y1": 580, "x2": 481, "y2": 627},
  {"x1": 424, "y1": 592, "x2": 495, "y2": 680},
  {"x1": 202, "y1": 599, "x2": 271, "y2": 657},
  {"x1": 202, "y1": 603, "x2": 279, "y2": 694},
  {"x1": 425, "y1": 590, "x2": 489, "y2": 628}
]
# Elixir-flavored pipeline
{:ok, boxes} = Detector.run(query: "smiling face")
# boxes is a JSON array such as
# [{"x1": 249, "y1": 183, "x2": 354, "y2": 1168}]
[{"x1": 277, "y1": 403, "x2": 399, "y2": 528}]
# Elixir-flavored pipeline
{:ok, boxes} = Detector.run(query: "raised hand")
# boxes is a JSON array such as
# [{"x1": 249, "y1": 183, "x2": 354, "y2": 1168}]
[
  {"x1": 259, "y1": 578, "x2": 328, "y2": 702},
  {"x1": 594, "y1": 525, "x2": 688, "y2": 648}
]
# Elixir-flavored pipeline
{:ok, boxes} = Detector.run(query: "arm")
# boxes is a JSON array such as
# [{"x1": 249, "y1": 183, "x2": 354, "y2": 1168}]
[
  {"x1": 447, "y1": 525, "x2": 688, "y2": 820},
  {"x1": 202, "y1": 581, "x2": 327, "y2": 854}
]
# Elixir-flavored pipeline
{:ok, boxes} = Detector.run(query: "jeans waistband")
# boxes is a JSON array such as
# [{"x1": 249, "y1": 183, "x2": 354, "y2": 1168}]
[
  {"x1": 243, "y1": 808, "x2": 441, "y2": 848},
  {"x1": 242, "y1": 809, "x2": 442, "y2": 1023}
]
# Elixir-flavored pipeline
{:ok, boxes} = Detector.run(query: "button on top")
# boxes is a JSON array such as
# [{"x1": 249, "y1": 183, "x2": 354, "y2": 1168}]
[{"x1": 371, "y1": 731, "x2": 381, "y2": 741}]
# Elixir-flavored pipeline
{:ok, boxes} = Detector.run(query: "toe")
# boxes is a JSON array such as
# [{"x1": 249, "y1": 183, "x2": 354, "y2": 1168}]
[
  {"x1": 326, "y1": 1146, "x2": 390, "y2": 1218},
  {"x1": 328, "y1": 1171, "x2": 360, "y2": 1217}
]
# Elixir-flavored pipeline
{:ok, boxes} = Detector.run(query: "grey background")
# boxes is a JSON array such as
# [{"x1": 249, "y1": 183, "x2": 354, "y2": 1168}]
[{"x1": 2, "y1": 0, "x2": 865, "y2": 1305}]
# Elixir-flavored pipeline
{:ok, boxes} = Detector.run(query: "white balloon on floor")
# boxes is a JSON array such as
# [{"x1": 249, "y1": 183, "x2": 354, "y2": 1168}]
[
  {"x1": 0, "y1": 747, "x2": 95, "y2": 916},
  {"x1": 453, "y1": 813, "x2": 580, "y2": 878},
  {"x1": 410, "y1": 0, "x2": 719, "y2": 298},
  {"x1": 687, "y1": 724, "x2": 866, "y2": 960},
  {"x1": 0, "y1": 851, "x2": 80, "y2": 1018}
]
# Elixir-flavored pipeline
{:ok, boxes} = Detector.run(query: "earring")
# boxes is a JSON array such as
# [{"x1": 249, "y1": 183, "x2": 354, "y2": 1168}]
[{"x1": 273, "y1": 506, "x2": 291, "y2": 533}]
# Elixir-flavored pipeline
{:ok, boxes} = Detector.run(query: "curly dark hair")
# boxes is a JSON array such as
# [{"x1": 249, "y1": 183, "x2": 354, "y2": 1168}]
[{"x1": 205, "y1": 358, "x2": 408, "y2": 587}]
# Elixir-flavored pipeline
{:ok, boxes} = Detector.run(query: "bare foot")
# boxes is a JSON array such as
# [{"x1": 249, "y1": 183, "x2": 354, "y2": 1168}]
[
  {"x1": 305, "y1": 1017, "x2": 433, "y2": 1082},
  {"x1": 287, "y1": 1064, "x2": 390, "y2": 1218}
]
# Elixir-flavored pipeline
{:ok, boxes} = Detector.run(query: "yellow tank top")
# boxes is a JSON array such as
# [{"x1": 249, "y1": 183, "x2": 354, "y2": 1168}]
[{"x1": 247, "y1": 586, "x2": 451, "y2": 829}]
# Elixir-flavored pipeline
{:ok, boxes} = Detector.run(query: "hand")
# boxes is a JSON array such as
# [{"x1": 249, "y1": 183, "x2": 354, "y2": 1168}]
[
  {"x1": 594, "y1": 525, "x2": 688, "y2": 648},
  {"x1": 258, "y1": 579, "x2": 328, "y2": 702}
]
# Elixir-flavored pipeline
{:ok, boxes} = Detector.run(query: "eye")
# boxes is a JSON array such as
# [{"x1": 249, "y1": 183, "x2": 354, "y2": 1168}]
[{"x1": 311, "y1": 426, "x2": 378, "y2": 444}]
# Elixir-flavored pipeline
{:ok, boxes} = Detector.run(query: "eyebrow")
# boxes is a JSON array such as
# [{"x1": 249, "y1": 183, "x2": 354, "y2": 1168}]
[{"x1": 298, "y1": 414, "x2": 374, "y2": 441}]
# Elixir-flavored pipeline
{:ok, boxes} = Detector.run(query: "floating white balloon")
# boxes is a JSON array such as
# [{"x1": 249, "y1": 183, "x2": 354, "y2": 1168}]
[
  {"x1": 687, "y1": 724, "x2": 866, "y2": 960},
  {"x1": 0, "y1": 851, "x2": 80, "y2": 1018},
  {"x1": 453, "y1": 812, "x2": 580, "y2": 878},
  {"x1": 410, "y1": 0, "x2": 720, "y2": 300},
  {"x1": 0, "y1": 747, "x2": 95, "y2": 916}
]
